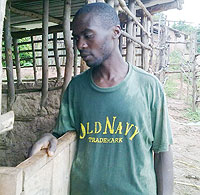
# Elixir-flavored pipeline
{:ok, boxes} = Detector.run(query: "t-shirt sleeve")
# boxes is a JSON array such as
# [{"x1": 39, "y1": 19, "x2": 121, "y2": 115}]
[
  {"x1": 151, "y1": 82, "x2": 173, "y2": 153},
  {"x1": 52, "y1": 83, "x2": 76, "y2": 138}
]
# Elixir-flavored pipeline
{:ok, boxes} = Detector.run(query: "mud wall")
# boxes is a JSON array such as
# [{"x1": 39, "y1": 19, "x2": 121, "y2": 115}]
[{"x1": 0, "y1": 87, "x2": 62, "y2": 166}]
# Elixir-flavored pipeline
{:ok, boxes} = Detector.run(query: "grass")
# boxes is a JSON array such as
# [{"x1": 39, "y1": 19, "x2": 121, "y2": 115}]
[
  {"x1": 184, "y1": 108, "x2": 200, "y2": 122},
  {"x1": 164, "y1": 77, "x2": 178, "y2": 98}
]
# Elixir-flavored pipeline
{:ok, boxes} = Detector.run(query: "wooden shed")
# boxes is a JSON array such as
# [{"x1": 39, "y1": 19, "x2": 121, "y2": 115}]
[{"x1": 0, "y1": 0, "x2": 184, "y2": 194}]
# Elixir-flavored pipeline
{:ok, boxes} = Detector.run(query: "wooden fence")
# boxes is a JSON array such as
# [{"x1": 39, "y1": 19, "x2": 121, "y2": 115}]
[{"x1": 0, "y1": 131, "x2": 77, "y2": 195}]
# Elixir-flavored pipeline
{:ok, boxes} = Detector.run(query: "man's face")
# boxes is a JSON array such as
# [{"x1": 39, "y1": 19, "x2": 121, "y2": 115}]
[{"x1": 72, "y1": 13, "x2": 114, "y2": 68}]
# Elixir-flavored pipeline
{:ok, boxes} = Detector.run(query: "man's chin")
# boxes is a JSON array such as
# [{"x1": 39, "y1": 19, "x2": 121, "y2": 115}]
[{"x1": 85, "y1": 61, "x2": 101, "y2": 68}]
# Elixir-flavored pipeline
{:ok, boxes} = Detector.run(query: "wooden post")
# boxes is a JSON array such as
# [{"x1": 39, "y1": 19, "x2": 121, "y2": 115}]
[
  {"x1": 73, "y1": 39, "x2": 78, "y2": 76},
  {"x1": 13, "y1": 38, "x2": 22, "y2": 87},
  {"x1": 41, "y1": 0, "x2": 49, "y2": 107},
  {"x1": 53, "y1": 32, "x2": 61, "y2": 81},
  {"x1": 141, "y1": 13, "x2": 149, "y2": 71},
  {"x1": 62, "y1": 0, "x2": 74, "y2": 95},
  {"x1": 0, "y1": 0, "x2": 7, "y2": 114},
  {"x1": 4, "y1": 0, "x2": 15, "y2": 111},
  {"x1": 179, "y1": 68, "x2": 183, "y2": 100},
  {"x1": 31, "y1": 36, "x2": 38, "y2": 84},
  {"x1": 190, "y1": 33, "x2": 197, "y2": 112},
  {"x1": 126, "y1": 0, "x2": 135, "y2": 64}
]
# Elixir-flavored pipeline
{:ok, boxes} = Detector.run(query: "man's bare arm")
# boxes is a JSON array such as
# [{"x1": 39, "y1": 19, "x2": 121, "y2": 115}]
[{"x1": 154, "y1": 145, "x2": 174, "y2": 195}]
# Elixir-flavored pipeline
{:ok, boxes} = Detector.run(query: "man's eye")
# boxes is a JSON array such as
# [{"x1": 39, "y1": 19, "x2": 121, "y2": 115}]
[{"x1": 85, "y1": 34, "x2": 94, "y2": 39}]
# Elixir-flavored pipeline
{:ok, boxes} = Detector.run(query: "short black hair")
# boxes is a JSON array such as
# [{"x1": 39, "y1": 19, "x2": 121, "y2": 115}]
[{"x1": 73, "y1": 2, "x2": 120, "y2": 29}]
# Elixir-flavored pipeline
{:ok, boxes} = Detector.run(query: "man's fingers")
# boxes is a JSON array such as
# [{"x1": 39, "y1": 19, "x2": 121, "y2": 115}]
[
  {"x1": 47, "y1": 137, "x2": 58, "y2": 157},
  {"x1": 28, "y1": 138, "x2": 50, "y2": 157}
]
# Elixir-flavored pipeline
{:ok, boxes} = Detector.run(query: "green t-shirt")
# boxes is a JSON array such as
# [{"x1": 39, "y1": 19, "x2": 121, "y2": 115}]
[{"x1": 53, "y1": 63, "x2": 173, "y2": 195}]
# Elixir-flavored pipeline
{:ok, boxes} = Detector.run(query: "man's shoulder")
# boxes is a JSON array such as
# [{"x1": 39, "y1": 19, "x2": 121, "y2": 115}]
[
  {"x1": 69, "y1": 68, "x2": 90, "y2": 86},
  {"x1": 131, "y1": 65, "x2": 160, "y2": 85}
]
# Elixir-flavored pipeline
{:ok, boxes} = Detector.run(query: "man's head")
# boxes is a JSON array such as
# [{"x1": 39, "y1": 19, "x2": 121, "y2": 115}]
[{"x1": 72, "y1": 3, "x2": 121, "y2": 68}]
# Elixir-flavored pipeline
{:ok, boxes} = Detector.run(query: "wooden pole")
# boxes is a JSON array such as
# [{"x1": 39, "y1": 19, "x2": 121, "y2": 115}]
[
  {"x1": 190, "y1": 33, "x2": 197, "y2": 112},
  {"x1": 141, "y1": 13, "x2": 149, "y2": 71},
  {"x1": 53, "y1": 32, "x2": 61, "y2": 81},
  {"x1": 0, "y1": 0, "x2": 7, "y2": 114},
  {"x1": 126, "y1": 0, "x2": 135, "y2": 64},
  {"x1": 13, "y1": 38, "x2": 22, "y2": 87},
  {"x1": 62, "y1": 0, "x2": 74, "y2": 95},
  {"x1": 31, "y1": 36, "x2": 38, "y2": 84},
  {"x1": 118, "y1": 0, "x2": 150, "y2": 38},
  {"x1": 73, "y1": 39, "x2": 78, "y2": 76},
  {"x1": 41, "y1": 0, "x2": 49, "y2": 108},
  {"x1": 4, "y1": 0, "x2": 15, "y2": 111}
]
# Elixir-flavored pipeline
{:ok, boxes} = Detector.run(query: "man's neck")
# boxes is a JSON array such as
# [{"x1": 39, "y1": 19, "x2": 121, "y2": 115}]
[{"x1": 92, "y1": 53, "x2": 129, "y2": 88}]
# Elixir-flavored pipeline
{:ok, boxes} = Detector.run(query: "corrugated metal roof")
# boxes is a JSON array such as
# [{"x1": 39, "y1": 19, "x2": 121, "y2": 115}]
[{"x1": 9, "y1": 0, "x2": 183, "y2": 31}]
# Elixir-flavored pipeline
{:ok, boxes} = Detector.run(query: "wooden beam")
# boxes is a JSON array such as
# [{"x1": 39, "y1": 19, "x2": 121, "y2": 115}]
[
  {"x1": 12, "y1": 25, "x2": 63, "y2": 39},
  {"x1": 135, "y1": 0, "x2": 153, "y2": 22},
  {"x1": 118, "y1": 0, "x2": 151, "y2": 38},
  {"x1": 62, "y1": 0, "x2": 74, "y2": 95},
  {"x1": 0, "y1": 111, "x2": 14, "y2": 134},
  {"x1": 53, "y1": 33, "x2": 61, "y2": 81},
  {"x1": 13, "y1": 38, "x2": 22, "y2": 87},
  {"x1": 41, "y1": 0, "x2": 49, "y2": 108},
  {"x1": 10, "y1": 6, "x2": 62, "y2": 25},
  {"x1": 4, "y1": 0, "x2": 15, "y2": 111},
  {"x1": 0, "y1": 0, "x2": 7, "y2": 114},
  {"x1": 121, "y1": 30, "x2": 151, "y2": 50}
]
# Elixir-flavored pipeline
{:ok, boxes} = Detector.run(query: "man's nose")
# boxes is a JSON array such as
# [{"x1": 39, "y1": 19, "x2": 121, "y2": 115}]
[{"x1": 77, "y1": 38, "x2": 88, "y2": 50}]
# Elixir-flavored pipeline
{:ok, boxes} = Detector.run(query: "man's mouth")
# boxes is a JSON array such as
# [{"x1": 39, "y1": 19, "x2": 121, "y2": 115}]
[{"x1": 81, "y1": 54, "x2": 92, "y2": 61}]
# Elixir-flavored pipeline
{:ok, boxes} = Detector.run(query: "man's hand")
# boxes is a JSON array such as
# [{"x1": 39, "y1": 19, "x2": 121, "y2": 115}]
[{"x1": 28, "y1": 133, "x2": 58, "y2": 157}]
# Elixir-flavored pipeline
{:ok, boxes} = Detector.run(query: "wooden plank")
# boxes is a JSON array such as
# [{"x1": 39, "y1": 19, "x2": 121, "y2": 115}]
[
  {"x1": 0, "y1": 111, "x2": 14, "y2": 134},
  {"x1": 17, "y1": 132, "x2": 76, "y2": 195},
  {"x1": 0, "y1": 167, "x2": 23, "y2": 195}
]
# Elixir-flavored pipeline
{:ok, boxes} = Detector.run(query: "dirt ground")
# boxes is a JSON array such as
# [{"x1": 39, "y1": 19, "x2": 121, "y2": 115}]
[{"x1": 165, "y1": 73, "x2": 200, "y2": 195}]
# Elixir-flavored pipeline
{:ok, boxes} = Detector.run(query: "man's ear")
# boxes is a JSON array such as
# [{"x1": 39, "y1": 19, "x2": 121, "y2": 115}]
[{"x1": 112, "y1": 25, "x2": 121, "y2": 39}]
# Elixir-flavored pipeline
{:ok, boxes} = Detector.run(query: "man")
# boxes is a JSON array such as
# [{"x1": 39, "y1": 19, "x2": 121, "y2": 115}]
[{"x1": 30, "y1": 3, "x2": 173, "y2": 195}]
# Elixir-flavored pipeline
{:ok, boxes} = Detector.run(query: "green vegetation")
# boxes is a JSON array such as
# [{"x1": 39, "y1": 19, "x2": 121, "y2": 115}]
[
  {"x1": 172, "y1": 21, "x2": 200, "y2": 53},
  {"x1": 164, "y1": 77, "x2": 178, "y2": 98},
  {"x1": 2, "y1": 37, "x2": 33, "y2": 67},
  {"x1": 184, "y1": 108, "x2": 200, "y2": 122}
]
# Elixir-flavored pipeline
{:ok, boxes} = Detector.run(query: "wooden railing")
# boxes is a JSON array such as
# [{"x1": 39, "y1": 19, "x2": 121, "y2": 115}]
[{"x1": 0, "y1": 131, "x2": 77, "y2": 195}]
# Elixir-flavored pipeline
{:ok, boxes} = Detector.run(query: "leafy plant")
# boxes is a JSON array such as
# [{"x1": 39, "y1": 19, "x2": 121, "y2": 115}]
[
  {"x1": 164, "y1": 77, "x2": 178, "y2": 98},
  {"x1": 184, "y1": 108, "x2": 200, "y2": 122}
]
